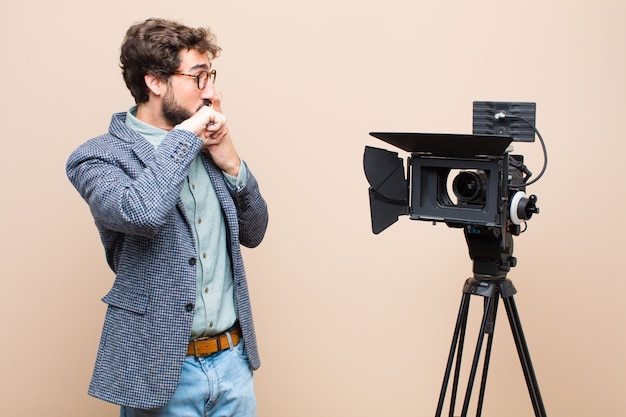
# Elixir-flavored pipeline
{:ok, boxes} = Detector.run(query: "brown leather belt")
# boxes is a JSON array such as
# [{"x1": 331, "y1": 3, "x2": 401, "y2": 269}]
[{"x1": 187, "y1": 326, "x2": 242, "y2": 357}]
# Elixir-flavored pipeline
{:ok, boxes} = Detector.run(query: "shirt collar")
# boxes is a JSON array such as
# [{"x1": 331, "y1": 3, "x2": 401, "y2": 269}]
[{"x1": 125, "y1": 105, "x2": 168, "y2": 149}]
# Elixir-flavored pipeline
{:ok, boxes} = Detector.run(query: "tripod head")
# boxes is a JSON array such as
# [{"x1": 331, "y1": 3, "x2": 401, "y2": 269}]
[
  {"x1": 458, "y1": 190, "x2": 538, "y2": 279},
  {"x1": 463, "y1": 225, "x2": 517, "y2": 279}
]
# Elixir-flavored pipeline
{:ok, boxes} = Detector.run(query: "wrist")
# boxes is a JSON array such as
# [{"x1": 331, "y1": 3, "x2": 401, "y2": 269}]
[{"x1": 223, "y1": 159, "x2": 241, "y2": 177}]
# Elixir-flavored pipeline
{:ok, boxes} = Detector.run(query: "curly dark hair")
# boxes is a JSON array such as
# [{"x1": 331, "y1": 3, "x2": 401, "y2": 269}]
[{"x1": 120, "y1": 18, "x2": 222, "y2": 104}]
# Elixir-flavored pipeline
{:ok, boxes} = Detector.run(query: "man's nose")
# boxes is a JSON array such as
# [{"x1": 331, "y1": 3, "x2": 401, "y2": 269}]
[{"x1": 200, "y1": 83, "x2": 215, "y2": 100}]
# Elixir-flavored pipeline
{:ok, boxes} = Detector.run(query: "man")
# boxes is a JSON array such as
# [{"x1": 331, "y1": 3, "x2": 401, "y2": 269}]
[{"x1": 66, "y1": 18, "x2": 268, "y2": 416}]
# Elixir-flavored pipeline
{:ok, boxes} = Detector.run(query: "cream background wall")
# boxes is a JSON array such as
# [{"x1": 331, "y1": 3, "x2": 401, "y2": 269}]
[{"x1": 1, "y1": 1, "x2": 624, "y2": 416}]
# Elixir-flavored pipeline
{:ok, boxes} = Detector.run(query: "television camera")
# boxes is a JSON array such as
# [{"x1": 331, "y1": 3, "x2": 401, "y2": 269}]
[
  {"x1": 363, "y1": 101, "x2": 549, "y2": 417},
  {"x1": 364, "y1": 101, "x2": 543, "y2": 277}
]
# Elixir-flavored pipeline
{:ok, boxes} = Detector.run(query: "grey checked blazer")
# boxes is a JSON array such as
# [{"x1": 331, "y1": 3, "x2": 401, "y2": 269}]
[{"x1": 66, "y1": 112, "x2": 268, "y2": 408}]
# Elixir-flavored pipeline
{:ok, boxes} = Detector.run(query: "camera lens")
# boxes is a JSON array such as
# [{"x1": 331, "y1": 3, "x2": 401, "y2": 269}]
[{"x1": 453, "y1": 171, "x2": 487, "y2": 204}]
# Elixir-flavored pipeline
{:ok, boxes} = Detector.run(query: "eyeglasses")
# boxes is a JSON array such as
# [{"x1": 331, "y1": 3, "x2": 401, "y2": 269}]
[{"x1": 171, "y1": 69, "x2": 217, "y2": 89}]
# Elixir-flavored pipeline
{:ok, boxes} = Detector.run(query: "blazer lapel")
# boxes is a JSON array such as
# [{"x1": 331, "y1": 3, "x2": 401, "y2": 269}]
[{"x1": 108, "y1": 112, "x2": 157, "y2": 167}]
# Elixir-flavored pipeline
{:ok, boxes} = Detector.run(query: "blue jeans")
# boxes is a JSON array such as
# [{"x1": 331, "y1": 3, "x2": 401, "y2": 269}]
[{"x1": 121, "y1": 338, "x2": 257, "y2": 417}]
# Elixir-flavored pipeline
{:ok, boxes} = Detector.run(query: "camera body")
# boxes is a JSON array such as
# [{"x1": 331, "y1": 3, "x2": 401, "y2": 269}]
[
  {"x1": 364, "y1": 101, "x2": 538, "y2": 238},
  {"x1": 409, "y1": 141, "x2": 510, "y2": 228},
  {"x1": 365, "y1": 132, "x2": 525, "y2": 233},
  {"x1": 364, "y1": 132, "x2": 537, "y2": 276}
]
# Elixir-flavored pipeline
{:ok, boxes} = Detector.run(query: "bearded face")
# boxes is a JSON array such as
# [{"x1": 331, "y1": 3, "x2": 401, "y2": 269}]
[{"x1": 161, "y1": 87, "x2": 194, "y2": 127}]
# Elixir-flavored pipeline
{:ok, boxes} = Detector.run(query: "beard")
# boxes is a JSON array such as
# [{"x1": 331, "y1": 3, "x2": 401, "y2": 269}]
[{"x1": 162, "y1": 89, "x2": 195, "y2": 127}]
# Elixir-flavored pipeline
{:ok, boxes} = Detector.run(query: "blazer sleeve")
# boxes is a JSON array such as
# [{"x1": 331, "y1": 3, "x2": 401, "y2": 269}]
[
  {"x1": 66, "y1": 129, "x2": 203, "y2": 238},
  {"x1": 230, "y1": 169, "x2": 268, "y2": 248}
]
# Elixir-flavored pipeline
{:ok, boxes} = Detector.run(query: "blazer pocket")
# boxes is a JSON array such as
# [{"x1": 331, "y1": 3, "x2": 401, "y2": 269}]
[{"x1": 102, "y1": 284, "x2": 149, "y2": 315}]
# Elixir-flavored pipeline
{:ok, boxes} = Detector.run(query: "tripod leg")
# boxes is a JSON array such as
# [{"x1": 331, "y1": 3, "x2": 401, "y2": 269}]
[
  {"x1": 460, "y1": 289, "x2": 499, "y2": 417},
  {"x1": 502, "y1": 295, "x2": 548, "y2": 417},
  {"x1": 435, "y1": 292, "x2": 471, "y2": 417},
  {"x1": 449, "y1": 298, "x2": 470, "y2": 417},
  {"x1": 475, "y1": 294, "x2": 500, "y2": 417}
]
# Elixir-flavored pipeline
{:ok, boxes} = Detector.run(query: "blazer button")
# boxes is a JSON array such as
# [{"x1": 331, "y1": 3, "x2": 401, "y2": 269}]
[
  {"x1": 189, "y1": 257, "x2": 196, "y2": 266},
  {"x1": 185, "y1": 303, "x2": 194, "y2": 312}
]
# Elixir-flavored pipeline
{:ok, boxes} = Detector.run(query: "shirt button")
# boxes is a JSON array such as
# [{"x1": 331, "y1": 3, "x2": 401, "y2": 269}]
[
  {"x1": 198, "y1": 218, "x2": 202, "y2": 224},
  {"x1": 204, "y1": 287, "x2": 209, "y2": 293},
  {"x1": 189, "y1": 258, "x2": 196, "y2": 266},
  {"x1": 202, "y1": 253, "x2": 207, "y2": 259},
  {"x1": 209, "y1": 322, "x2": 214, "y2": 328},
  {"x1": 185, "y1": 303, "x2": 194, "y2": 312}
]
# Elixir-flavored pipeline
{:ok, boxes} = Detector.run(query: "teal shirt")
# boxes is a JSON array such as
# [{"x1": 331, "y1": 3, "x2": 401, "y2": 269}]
[{"x1": 125, "y1": 108, "x2": 247, "y2": 338}]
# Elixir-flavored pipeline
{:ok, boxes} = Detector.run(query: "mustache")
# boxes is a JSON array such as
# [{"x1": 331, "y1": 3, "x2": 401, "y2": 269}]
[
  {"x1": 200, "y1": 99, "x2": 213, "y2": 110},
  {"x1": 196, "y1": 99, "x2": 213, "y2": 113}
]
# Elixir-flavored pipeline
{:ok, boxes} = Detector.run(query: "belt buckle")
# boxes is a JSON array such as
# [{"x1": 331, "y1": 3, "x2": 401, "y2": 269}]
[{"x1": 192, "y1": 336, "x2": 210, "y2": 358}]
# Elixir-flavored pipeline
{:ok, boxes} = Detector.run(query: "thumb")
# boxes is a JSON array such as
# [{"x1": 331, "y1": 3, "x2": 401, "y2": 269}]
[{"x1": 211, "y1": 93, "x2": 223, "y2": 113}]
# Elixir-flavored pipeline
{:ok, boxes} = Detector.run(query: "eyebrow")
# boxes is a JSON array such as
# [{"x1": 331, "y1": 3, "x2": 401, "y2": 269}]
[{"x1": 187, "y1": 63, "x2": 211, "y2": 72}]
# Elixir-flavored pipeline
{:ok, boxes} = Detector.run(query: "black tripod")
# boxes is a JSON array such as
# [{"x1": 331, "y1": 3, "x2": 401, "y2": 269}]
[{"x1": 435, "y1": 227, "x2": 547, "y2": 417}]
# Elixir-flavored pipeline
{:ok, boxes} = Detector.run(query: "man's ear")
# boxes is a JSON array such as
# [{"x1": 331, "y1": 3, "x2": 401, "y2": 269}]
[{"x1": 144, "y1": 73, "x2": 166, "y2": 97}]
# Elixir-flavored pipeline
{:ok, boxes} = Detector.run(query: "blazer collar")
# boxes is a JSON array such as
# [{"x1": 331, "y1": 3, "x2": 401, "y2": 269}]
[{"x1": 109, "y1": 112, "x2": 156, "y2": 165}]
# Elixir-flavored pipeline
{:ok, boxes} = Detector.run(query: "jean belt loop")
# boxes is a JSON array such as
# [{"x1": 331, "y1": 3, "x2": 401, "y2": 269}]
[{"x1": 225, "y1": 331, "x2": 234, "y2": 350}]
